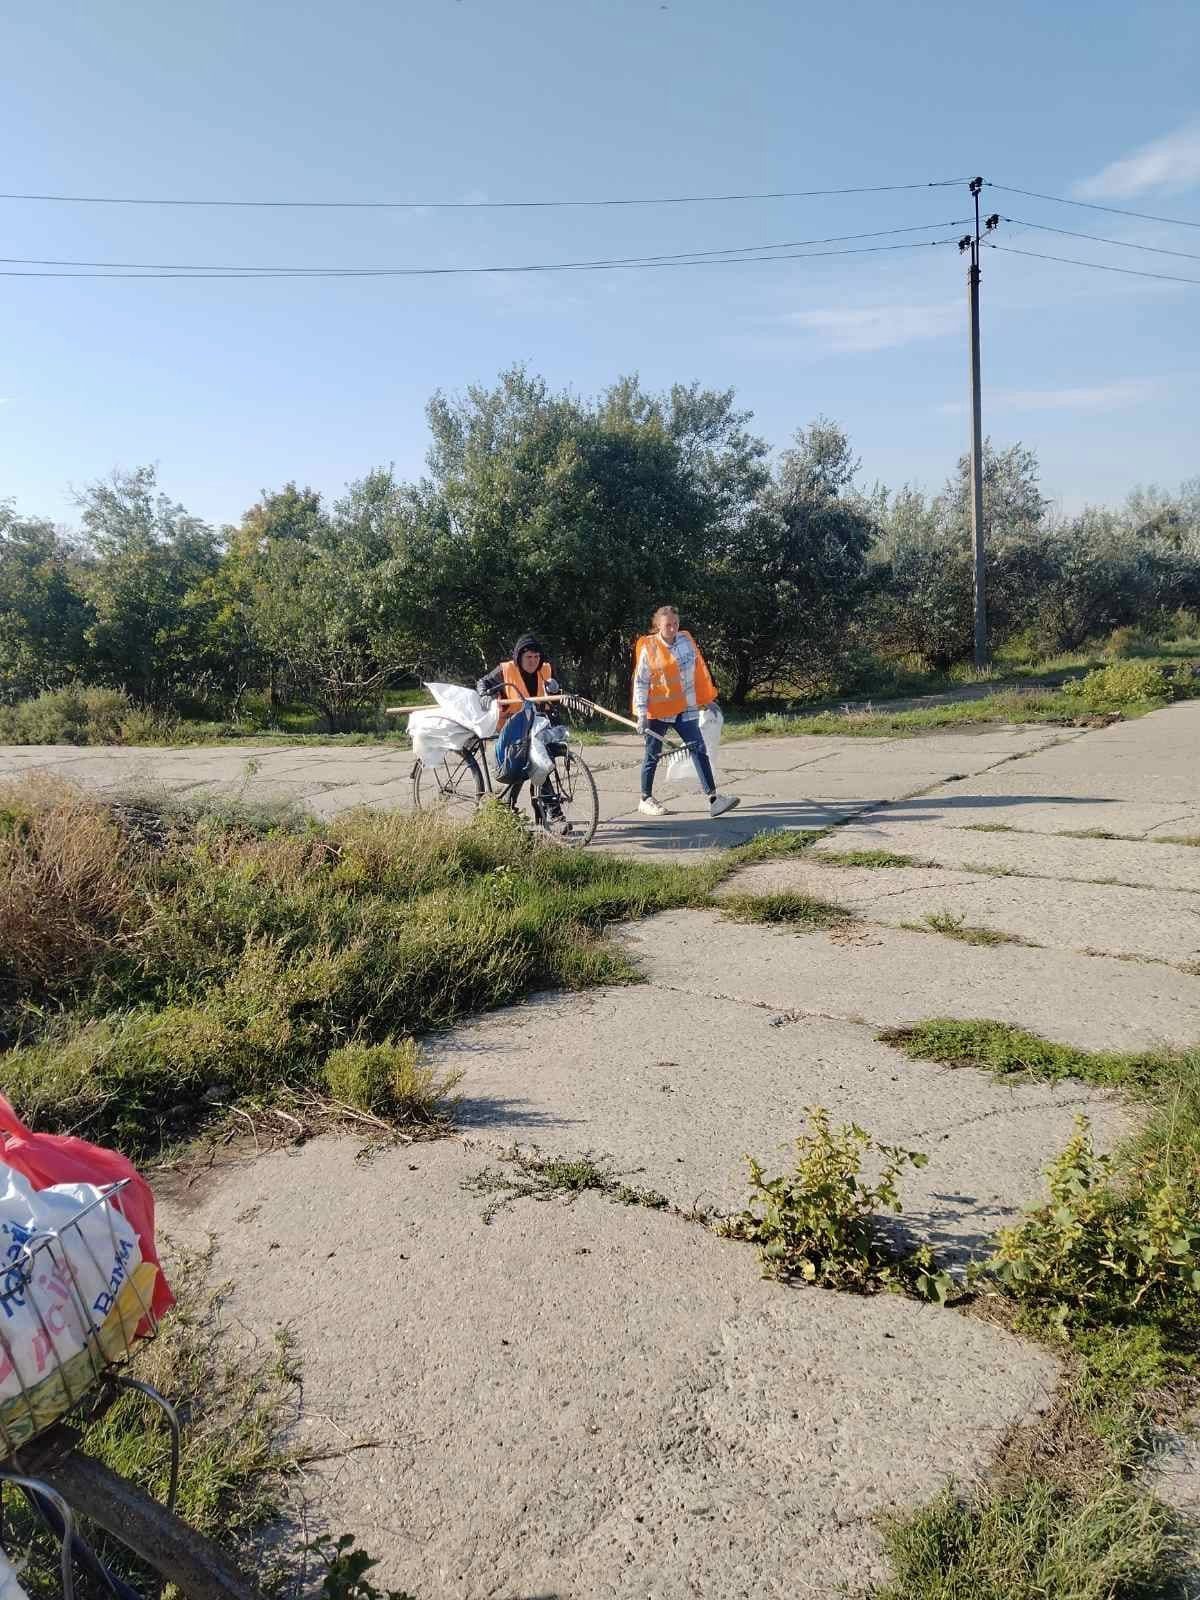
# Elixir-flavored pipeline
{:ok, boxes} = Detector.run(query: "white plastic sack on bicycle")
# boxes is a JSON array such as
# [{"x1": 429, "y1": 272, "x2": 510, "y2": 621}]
[
  {"x1": 408, "y1": 712, "x2": 476, "y2": 766},
  {"x1": 664, "y1": 704, "x2": 723, "y2": 792},
  {"x1": 425, "y1": 683, "x2": 500, "y2": 739},
  {"x1": 0, "y1": 1168, "x2": 152, "y2": 1445},
  {"x1": 528, "y1": 714, "x2": 554, "y2": 788}
]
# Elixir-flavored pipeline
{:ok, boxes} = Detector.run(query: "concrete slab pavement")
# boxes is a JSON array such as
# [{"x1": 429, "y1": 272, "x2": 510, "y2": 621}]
[
  {"x1": 620, "y1": 909, "x2": 1200, "y2": 1052},
  {"x1": 717, "y1": 859, "x2": 1200, "y2": 967},
  {"x1": 432, "y1": 986, "x2": 1128, "y2": 1261},
  {"x1": 160, "y1": 1138, "x2": 1059, "y2": 1600},
  {"x1": 810, "y1": 818, "x2": 1200, "y2": 895}
]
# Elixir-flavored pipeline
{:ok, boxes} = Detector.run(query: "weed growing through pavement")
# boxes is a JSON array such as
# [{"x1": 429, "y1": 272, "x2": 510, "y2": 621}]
[
  {"x1": 814, "y1": 849, "x2": 937, "y2": 869},
  {"x1": 0, "y1": 776, "x2": 766, "y2": 1156},
  {"x1": 719, "y1": 1106, "x2": 955, "y2": 1302},
  {"x1": 910, "y1": 910, "x2": 1035, "y2": 947},
  {"x1": 719, "y1": 889, "x2": 853, "y2": 929},
  {"x1": 462, "y1": 1147, "x2": 671, "y2": 1224},
  {"x1": 867, "y1": 1019, "x2": 1200, "y2": 1600}
]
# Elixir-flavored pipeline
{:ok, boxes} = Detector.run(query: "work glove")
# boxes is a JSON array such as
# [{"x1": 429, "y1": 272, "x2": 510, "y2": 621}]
[{"x1": 636, "y1": 713, "x2": 648, "y2": 736}]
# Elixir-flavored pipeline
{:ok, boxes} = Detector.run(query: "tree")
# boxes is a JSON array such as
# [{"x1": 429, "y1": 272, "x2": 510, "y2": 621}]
[
  {"x1": 867, "y1": 441, "x2": 1050, "y2": 668},
  {"x1": 941, "y1": 439, "x2": 1047, "y2": 542},
  {"x1": 704, "y1": 419, "x2": 876, "y2": 701},
  {"x1": 0, "y1": 505, "x2": 93, "y2": 700},
  {"x1": 249, "y1": 470, "x2": 430, "y2": 729},
  {"x1": 76, "y1": 468, "x2": 220, "y2": 705},
  {"x1": 192, "y1": 484, "x2": 331, "y2": 711},
  {"x1": 419, "y1": 368, "x2": 736, "y2": 698},
  {"x1": 1125, "y1": 479, "x2": 1200, "y2": 554}
]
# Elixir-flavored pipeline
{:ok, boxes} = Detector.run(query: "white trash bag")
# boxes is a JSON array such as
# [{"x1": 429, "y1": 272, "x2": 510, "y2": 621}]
[
  {"x1": 664, "y1": 704, "x2": 724, "y2": 793},
  {"x1": 426, "y1": 683, "x2": 499, "y2": 739},
  {"x1": 408, "y1": 712, "x2": 476, "y2": 766},
  {"x1": 408, "y1": 683, "x2": 500, "y2": 768},
  {"x1": 528, "y1": 714, "x2": 554, "y2": 789}
]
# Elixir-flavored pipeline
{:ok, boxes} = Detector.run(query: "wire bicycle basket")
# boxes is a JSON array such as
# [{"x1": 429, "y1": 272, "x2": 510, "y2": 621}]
[{"x1": 0, "y1": 1179, "x2": 164, "y2": 1468}]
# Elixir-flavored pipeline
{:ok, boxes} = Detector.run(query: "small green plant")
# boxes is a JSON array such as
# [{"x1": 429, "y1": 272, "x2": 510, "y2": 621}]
[
  {"x1": 309, "y1": 1534, "x2": 417, "y2": 1600},
  {"x1": 721, "y1": 1106, "x2": 953, "y2": 1299},
  {"x1": 815, "y1": 848, "x2": 932, "y2": 869},
  {"x1": 322, "y1": 1038, "x2": 461, "y2": 1124},
  {"x1": 913, "y1": 910, "x2": 1030, "y2": 946},
  {"x1": 719, "y1": 889, "x2": 851, "y2": 928},
  {"x1": 463, "y1": 1148, "x2": 670, "y2": 1223}
]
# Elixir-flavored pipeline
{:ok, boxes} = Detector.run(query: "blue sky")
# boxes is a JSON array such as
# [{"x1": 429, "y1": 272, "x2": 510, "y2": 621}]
[{"x1": 3, "y1": 0, "x2": 1198, "y2": 530}]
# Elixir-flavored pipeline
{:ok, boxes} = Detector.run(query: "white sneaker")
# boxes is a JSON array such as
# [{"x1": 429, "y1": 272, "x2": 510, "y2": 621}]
[
  {"x1": 638, "y1": 796, "x2": 668, "y2": 817},
  {"x1": 709, "y1": 794, "x2": 741, "y2": 818}
]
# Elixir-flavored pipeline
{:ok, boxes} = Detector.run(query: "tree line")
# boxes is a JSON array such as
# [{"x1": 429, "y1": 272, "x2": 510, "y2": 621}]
[{"x1": 3, "y1": 366, "x2": 1198, "y2": 728}]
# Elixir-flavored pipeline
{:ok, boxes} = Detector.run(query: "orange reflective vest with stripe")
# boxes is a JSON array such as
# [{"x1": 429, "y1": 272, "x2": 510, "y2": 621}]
[
  {"x1": 497, "y1": 658, "x2": 553, "y2": 729},
  {"x1": 631, "y1": 631, "x2": 717, "y2": 720}
]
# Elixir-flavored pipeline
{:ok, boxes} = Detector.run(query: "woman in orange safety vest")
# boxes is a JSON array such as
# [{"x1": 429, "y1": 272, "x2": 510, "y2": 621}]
[
  {"x1": 631, "y1": 605, "x2": 740, "y2": 820},
  {"x1": 477, "y1": 634, "x2": 568, "y2": 830}
]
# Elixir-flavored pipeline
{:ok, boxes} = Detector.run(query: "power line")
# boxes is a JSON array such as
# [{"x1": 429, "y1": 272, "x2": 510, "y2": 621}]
[
  {"x1": 0, "y1": 219, "x2": 969, "y2": 276},
  {"x1": 1001, "y1": 216, "x2": 1200, "y2": 264},
  {"x1": 986, "y1": 241, "x2": 1200, "y2": 286},
  {"x1": 0, "y1": 177, "x2": 970, "y2": 211},
  {"x1": 989, "y1": 183, "x2": 1200, "y2": 232},
  {"x1": 0, "y1": 236, "x2": 961, "y2": 280}
]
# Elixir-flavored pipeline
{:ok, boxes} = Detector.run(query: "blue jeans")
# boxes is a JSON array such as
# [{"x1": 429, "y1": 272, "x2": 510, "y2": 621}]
[{"x1": 641, "y1": 712, "x2": 716, "y2": 798}]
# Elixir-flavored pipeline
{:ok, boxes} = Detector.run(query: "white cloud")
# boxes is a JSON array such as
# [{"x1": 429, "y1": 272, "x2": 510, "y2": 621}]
[
  {"x1": 783, "y1": 300, "x2": 959, "y2": 352},
  {"x1": 1076, "y1": 124, "x2": 1200, "y2": 199},
  {"x1": 941, "y1": 378, "x2": 1159, "y2": 416}
]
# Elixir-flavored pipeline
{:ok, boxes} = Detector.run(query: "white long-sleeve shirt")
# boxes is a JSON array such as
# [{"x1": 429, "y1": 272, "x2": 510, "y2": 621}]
[{"x1": 633, "y1": 633, "x2": 700, "y2": 717}]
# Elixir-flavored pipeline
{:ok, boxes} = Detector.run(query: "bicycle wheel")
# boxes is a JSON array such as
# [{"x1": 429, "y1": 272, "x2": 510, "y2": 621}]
[
  {"x1": 411, "y1": 747, "x2": 485, "y2": 822},
  {"x1": 538, "y1": 748, "x2": 599, "y2": 847}
]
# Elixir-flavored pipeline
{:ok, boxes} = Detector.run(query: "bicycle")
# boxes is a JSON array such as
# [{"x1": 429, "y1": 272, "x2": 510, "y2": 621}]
[
  {"x1": 0, "y1": 1180, "x2": 265, "y2": 1600},
  {"x1": 411, "y1": 726, "x2": 600, "y2": 848}
]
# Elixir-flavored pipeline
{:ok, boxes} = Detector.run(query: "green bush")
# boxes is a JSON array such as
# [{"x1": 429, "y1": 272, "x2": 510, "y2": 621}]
[
  {"x1": 1062, "y1": 661, "x2": 1173, "y2": 709},
  {"x1": 720, "y1": 1106, "x2": 951, "y2": 1298},
  {"x1": 986, "y1": 1115, "x2": 1199, "y2": 1331},
  {"x1": 322, "y1": 1037, "x2": 460, "y2": 1123},
  {"x1": 0, "y1": 684, "x2": 133, "y2": 744}
]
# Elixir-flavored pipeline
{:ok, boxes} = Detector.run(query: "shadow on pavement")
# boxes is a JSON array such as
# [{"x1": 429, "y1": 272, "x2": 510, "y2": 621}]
[
  {"x1": 453, "y1": 1096, "x2": 582, "y2": 1134},
  {"x1": 597, "y1": 798, "x2": 852, "y2": 851},
  {"x1": 597, "y1": 791, "x2": 1113, "y2": 852}
]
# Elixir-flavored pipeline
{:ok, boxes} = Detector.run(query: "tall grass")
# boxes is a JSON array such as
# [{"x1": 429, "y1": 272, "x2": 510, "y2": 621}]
[{"x1": 0, "y1": 780, "x2": 726, "y2": 1155}]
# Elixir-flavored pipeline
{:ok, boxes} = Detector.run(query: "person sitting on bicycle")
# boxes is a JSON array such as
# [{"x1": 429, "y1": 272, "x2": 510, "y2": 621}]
[{"x1": 477, "y1": 634, "x2": 573, "y2": 830}]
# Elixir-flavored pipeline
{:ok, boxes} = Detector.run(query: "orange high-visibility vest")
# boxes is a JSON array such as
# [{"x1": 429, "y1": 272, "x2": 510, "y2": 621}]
[
  {"x1": 497, "y1": 658, "x2": 553, "y2": 729},
  {"x1": 632, "y1": 631, "x2": 717, "y2": 719}
]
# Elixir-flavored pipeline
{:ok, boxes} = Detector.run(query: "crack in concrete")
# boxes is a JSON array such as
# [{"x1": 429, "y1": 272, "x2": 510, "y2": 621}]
[
  {"x1": 910, "y1": 1094, "x2": 1115, "y2": 1144},
  {"x1": 643, "y1": 977, "x2": 882, "y2": 1032}
]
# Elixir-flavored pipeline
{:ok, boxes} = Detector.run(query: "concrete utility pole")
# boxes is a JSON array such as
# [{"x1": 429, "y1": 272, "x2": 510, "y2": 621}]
[{"x1": 959, "y1": 180, "x2": 1000, "y2": 670}]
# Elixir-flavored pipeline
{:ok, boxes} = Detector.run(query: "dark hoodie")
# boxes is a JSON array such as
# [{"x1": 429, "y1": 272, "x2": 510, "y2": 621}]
[{"x1": 477, "y1": 635, "x2": 560, "y2": 715}]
